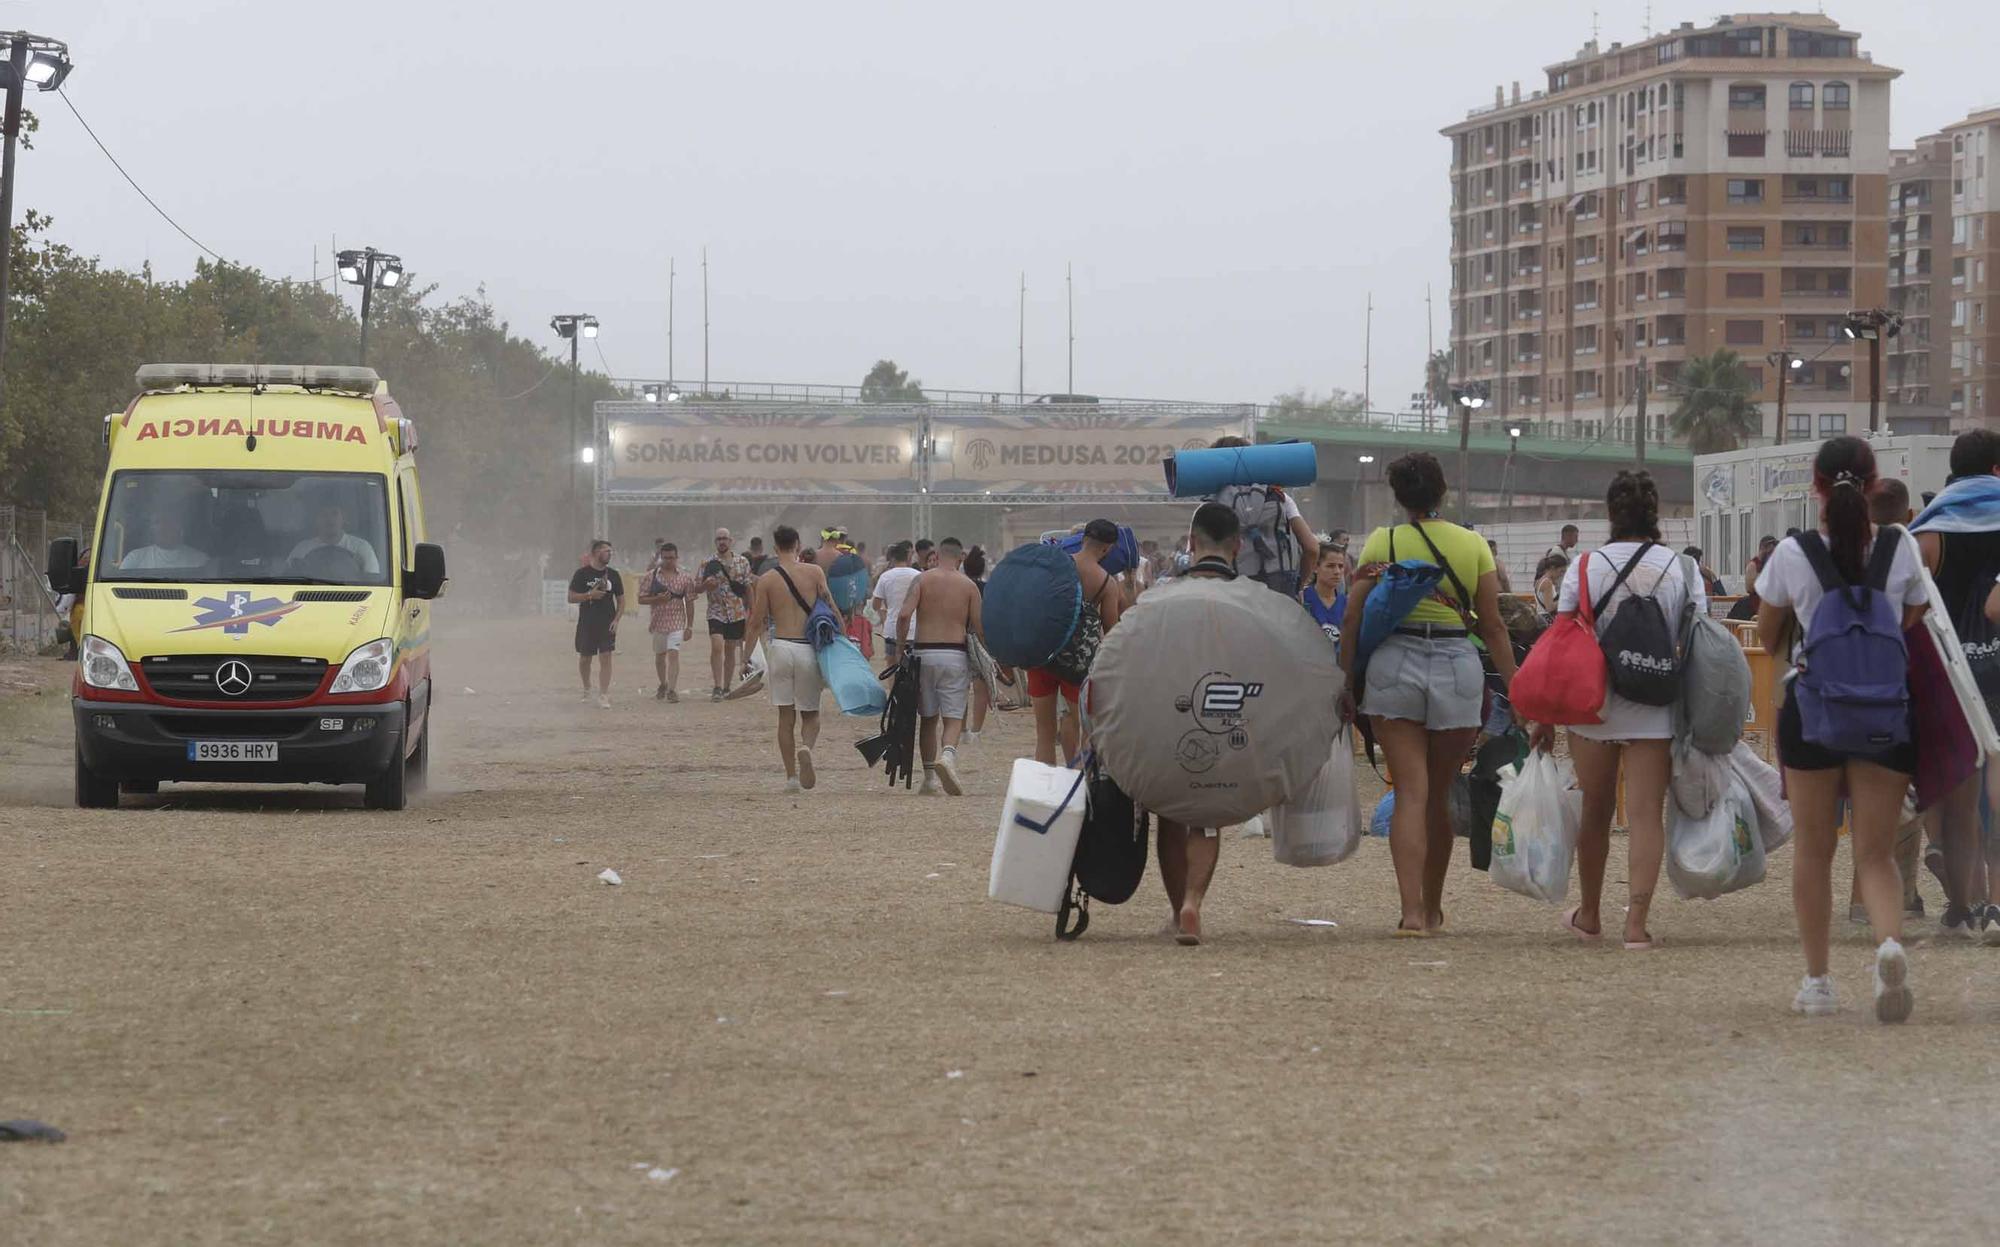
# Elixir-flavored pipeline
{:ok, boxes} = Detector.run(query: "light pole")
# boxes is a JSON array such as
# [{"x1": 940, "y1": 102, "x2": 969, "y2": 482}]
[
  {"x1": 335, "y1": 247, "x2": 404, "y2": 366},
  {"x1": 1841, "y1": 309, "x2": 1902, "y2": 433},
  {"x1": 1357, "y1": 454, "x2": 1378, "y2": 536},
  {"x1": 0, "y1": 32, "x2": 71, "y2": 411},
  {"x1": 1450, "y1": 382, "x2": 1490, "y2": 522},
  {"x1": 551, "y1": 313, "x2": 599, "y2": 545},
  {"x1": 1504, "y1": 425, "x2": 1523, "y2": 528}
]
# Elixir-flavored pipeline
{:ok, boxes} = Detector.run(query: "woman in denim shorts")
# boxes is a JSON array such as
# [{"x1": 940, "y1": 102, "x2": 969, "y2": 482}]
[{"x1": 1339, "y1": 453, "x2": 1519, "y2": 936}]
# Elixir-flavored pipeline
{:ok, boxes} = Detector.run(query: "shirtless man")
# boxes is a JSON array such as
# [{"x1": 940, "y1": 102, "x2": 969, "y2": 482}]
[
  {"x1": 1154, "y1": 502, "x2": 1241, "y2": 945},
  {"x1": 895, "y1": 536, "x2": 983, "y2": 797},
  {"x1": 741, "y1": 525, "x2": 836, "y2": 793},
  {"x1": 1026, "y1": 518, "x2": 1124, "y2": 765}
]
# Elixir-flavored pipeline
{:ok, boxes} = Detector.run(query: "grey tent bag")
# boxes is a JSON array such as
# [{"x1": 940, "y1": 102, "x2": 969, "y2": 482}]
[
  {"x1": 1088, "y1": 570, "x2": 1343, "y2": 828},
  {"x1": 1674, "y1": 553, "x2": 1752, "y2": 755}
]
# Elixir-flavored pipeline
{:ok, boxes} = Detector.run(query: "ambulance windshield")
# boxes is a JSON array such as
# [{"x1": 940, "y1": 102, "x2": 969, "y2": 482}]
[{"x1": 98, "y1": 470, "x2": 393, "y2": 586}]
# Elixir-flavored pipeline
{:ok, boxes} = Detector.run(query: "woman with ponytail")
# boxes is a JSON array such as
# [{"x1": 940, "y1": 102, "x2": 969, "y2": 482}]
[{"x1": 1756, "y1": 436, "x2": 1929, "y2": 1022}]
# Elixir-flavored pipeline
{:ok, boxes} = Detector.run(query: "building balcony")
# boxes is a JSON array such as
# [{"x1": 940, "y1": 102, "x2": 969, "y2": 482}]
[{"x1": 1786, "y1": 129, "x2": 1854, "y2": 158}]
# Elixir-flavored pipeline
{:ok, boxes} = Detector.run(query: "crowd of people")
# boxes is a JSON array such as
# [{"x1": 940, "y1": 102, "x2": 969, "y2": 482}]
[{"x1": 560, "y1": 427, "x2": 2000, "y2": 1023}]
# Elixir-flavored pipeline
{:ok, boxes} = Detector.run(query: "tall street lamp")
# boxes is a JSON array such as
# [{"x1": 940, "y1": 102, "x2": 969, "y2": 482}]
[
  {"x1": 0, "y1": 31, "x2": 71, "y2": 410},
  {"x1": 551, "y1": 313, "x2": 599, "y2": 541},
  {"x1": 335, "y1": 246, "x2": 404, "y2": 366},
  {"x1": 1450, "y1": 381, "x2": 1489, "y2": 522},
  {"x1": 1841, "y1": 309, "x2": 1901, "y2": 433}
]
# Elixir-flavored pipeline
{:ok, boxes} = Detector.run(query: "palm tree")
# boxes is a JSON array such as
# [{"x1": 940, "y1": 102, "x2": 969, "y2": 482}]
[{"x1": 1668, "y1": 348, "x2": 1762, "y2": 453}]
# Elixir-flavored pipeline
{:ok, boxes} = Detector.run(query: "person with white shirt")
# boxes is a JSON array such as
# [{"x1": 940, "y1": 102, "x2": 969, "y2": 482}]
[
  {"x1": 870, "y1": 540, "x2": 920, "y2": 666},
  {"x1": 118, "y1": 510, "x2": 207, "y2": 570},
  {"x1": 1756, "y1": 436, "x2": 1929, "y2": 1024},
  {"x1": 288, "y1": 504, "x2": 381, "y2": 577},
  {"x1": 1533, "y1": 471, "x2": 1704, "y2": 953}
]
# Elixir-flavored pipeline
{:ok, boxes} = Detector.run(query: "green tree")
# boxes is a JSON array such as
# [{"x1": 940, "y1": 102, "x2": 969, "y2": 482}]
[
  {"x1": 1265, "y1": 388, "x2": 1365, "y2": 424},
  {"x1": 859, "y1": 359, "x2": 925, "y2": 403},
  {"x1": 1424, "y1": 349, "x2": 1452, "y2": 413},
  {"x1": 1668, "y1": 348, "x2": 1762, "y2": 453}
]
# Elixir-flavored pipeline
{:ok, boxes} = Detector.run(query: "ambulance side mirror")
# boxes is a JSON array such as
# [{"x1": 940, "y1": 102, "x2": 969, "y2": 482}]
[
  {"x1": 46, "y1": 537, "x2": 81, "y2": 594},
  {"x1": 406, "y1": 542, "x2": 447, "y2": 600}
]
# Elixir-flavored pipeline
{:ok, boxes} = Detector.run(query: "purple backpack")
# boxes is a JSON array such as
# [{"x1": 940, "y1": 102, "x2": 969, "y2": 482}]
[{"x1": 1792, "y1": 531, "x2": 1908, "y2": 753}]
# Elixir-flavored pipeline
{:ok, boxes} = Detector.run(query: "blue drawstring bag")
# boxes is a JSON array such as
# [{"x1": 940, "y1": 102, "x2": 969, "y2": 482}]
[
  {"x1": 818, "y1": 636, "x2": 887, "y2": 717},
  {"x1": 826, "y1": 552, "x2": 871, "y2": 614},
  {"x1": 983, "y1": 543, "x2": 1084, "y2": 670}
]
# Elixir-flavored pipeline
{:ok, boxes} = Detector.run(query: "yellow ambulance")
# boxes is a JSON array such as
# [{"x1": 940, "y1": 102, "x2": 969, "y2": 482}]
[{"x1": 48, "y1": 363, "x2": 446, "y2": 810}]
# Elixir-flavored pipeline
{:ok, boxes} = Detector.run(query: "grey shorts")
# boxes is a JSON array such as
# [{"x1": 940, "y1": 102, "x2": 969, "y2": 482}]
[
  {"x1": 916, "y1": 647, "x2": 971, "y2": 719},
  {"x1": 1362, "y1": 632, "x2": 1483, "y2": 731}
]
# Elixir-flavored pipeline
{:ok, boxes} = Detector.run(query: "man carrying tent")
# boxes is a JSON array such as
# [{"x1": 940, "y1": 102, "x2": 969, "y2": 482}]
[
  {"x1": 1210, "y1": 434, "x2": 1319, "y2": 596},
  {"x1": 742, "y1": 525, "x2": 837, "y2": 793},
  {"x1": 1026, "y1": 519, "x2": 1125, "y2": 765},
  {"x1": 895, "y1": 536, "x2": 984, "y2": 796}
]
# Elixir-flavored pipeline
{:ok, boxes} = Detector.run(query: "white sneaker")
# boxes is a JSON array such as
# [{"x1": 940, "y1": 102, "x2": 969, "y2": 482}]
[
  {"x1": 919, "y1": 766, "x2": 940, "y2": 796},
  {"x1": 1233, "y1": 815, "x2": 1268, "y2": 839},
  {"x1": 935, "y1": 748, "x2": 963, "y2": 796},
  {"x1": 962, "y1": 729, "x2": 980, "y2": 744},
  {"x1": 598, "y1": 694, "x2": 612, "y2": 710},
  {"x1": 1792, "y1": 975, "x2": 1838, "y2": 1017},
  {"x1": 1874, "y1": 938, "x2": 1913, "y2": 1024},
  {"x1": 579, "y1": 689, "x2": 594, "y2": 703},
  {"x1": 786, "y1": 776, "x2": 803, "y2": 794}
]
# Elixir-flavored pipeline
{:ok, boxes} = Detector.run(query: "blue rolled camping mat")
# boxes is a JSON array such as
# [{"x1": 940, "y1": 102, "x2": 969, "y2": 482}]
[
  {"x1": 1164, "y1": 441, "x2": 1318, "y2": 497},
  {"x1": 1054, "y1": 525, "x2": 1140, "y2": 577}
]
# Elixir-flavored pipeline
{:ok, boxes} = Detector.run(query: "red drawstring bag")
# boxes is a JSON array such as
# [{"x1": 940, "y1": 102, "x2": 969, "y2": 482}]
[{"x1": 1511, "y1": 552, "x2": 1607, "y2": 725}]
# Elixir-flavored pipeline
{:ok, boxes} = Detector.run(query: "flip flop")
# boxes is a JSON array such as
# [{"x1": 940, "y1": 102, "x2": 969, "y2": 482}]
[
  {"x1": 1563, "y1": 907, "x2": 1604, "y2": 942},
  {"x1": 1623, "y1": 934, "x2": 1663, "y2": 951},
  {"x1": 1392, "y1": 925, "x2": 1432, "y2": 939}
]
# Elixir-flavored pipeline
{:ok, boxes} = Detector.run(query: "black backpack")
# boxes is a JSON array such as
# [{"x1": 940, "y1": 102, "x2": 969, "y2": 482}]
[
  {"x1": 1592, "y1": 543, "x2": 1680, "y2": 706},
  {"x1": 1055, "y1": 761, "x2": 1150, "y2": 941}
]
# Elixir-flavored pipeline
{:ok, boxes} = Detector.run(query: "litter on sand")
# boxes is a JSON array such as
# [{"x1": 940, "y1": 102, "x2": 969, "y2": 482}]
[
  {"x1": 597, "y1": 868, "x2": 623, "y2": 886},
  {"x1": 645, "y1": 1167, "x2": 680, "y2": 1183},
  {"x1": 925, "y1": 872, "x2": 942, "y2": 879},
  {"x1": 823, "y1": 990, "x2": 850, "y2": 998},
  {"x1": 0, "y1": 1120, "x2": 66, "y2": 1143},
  {"x1": 945, "y1": 1070, "x2": 965, "y2": 1080},
  {"x1": 1285, "y1": 918, "x2": 1340, "y2": 928},
  {"x1": 1409, "y1": 961, "x2": 1449, "y2": 968}
]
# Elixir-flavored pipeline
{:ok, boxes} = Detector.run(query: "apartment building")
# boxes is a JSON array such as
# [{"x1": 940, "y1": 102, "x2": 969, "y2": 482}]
[
  {"x1": 1887, "y1": 136, "x2": 1951, "y2": 427},
  {"x1": 1943, "y1": 107, "x2": 2000, "y2": 428},
  {"x1": 1443, "y1": 14, "x2": 1897, "y2": 446}
]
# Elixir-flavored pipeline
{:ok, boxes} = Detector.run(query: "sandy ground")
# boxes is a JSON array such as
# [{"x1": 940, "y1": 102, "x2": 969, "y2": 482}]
[{"x1": 5, "y1": 615, "x2": 2000, "y2": 1245}]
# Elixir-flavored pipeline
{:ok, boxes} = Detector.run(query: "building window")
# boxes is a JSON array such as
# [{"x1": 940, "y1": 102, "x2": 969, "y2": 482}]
[
  {"x1": 1823, "y1": 82, "x2": 1851, "y2": 110},
  {"x1": 1727, "y1": 178, "x2": 1764, "y2": 203},
  {"x1": 1787, "y1": 413, "x2": 1813, "y2": 440},
  {"x1": 1726, "y1": 320, "x2": 1765, "y2": 346},
  {"x1": 1788, "y1": 82, "x2": 1814, "y2": 110},
  {"x1": 1728, "y1": 131, "x2": 1767, "y2": 157},
  {"x1": 1825, "y1": 177, "x2": 1850, "y2": 200},
  {"x1": 1729, "y1": 84, "x2": 1766, "y2": 110},
  {"x1": 1727, "y1": 226, "x2": 1766, "y2": 251},
  {"x1": 1726, "y1": 272, "x2": 1765, "y2": 298},
  {"x1": 1819, "y1": 414, "x2": 1847, "y2": 437},
  {"x1": 1794, "y1": 318, "x2": 1818, "y2": 338}
]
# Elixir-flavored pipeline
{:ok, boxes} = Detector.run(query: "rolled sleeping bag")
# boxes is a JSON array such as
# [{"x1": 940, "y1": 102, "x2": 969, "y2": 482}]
[
  {"x1": 1089, "y1": 571, "x2": 1343, "y2": 828},
  {"x1": 982, "y1": 542, "x2": 1083, "y2": 670},
  {"x1": 1165, "y1": 440, "x2": 1318, "y2": 497},
  {"x1": 1054, "y1": 525, "x2": 1140, "y2": 577}
]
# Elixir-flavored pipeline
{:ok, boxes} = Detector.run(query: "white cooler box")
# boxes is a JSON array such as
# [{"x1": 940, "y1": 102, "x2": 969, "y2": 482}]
[{"x1": 988, "y1": 758, "x2": 1089, "y2": 913}]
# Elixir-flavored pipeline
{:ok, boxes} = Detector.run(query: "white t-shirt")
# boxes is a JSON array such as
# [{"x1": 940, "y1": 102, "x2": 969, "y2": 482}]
[
  {"x1": 119, "y1": 544, "x2": 208, "y2": 570},
  {"x1": 1755, "y1": 527, "x2": 1927, "y2": 662},
  {"x1": 289, "y1": 532, "x2": 382, "y2": 575},
  {"x1": 1557, "y1": 541, "x2": 1708, "y2": 741},
  {"x1": 873, "y1": 566, "x2": 921, "y2": 632}
]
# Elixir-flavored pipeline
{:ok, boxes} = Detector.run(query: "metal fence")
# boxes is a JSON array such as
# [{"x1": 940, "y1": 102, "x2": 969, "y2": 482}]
[{"x1": 0, "y1": 505, "x2": 78, "y2": 653}]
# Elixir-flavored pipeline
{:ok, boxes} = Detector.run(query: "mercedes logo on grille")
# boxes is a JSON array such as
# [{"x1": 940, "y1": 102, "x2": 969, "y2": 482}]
[{"x1": 214, "y1": 660, "x2": 254, "y2": 697}]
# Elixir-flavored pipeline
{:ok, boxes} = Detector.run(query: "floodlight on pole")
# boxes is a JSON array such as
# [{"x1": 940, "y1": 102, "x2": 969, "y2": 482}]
[
  {"x1": 335, "y1": 245, "x2": 404, "y2": 365},
  {"x1": 642, "y1": 384, "x2": 662, "y2": 403},
  {"x1": 1357, "y1": 454, "x2": 1376, "y2": 465},
  {"x1": 0, "y1": 31, "x2": 74, "y2": 412},
  {"x1": 1840, "y1": 309, "x2": 1901, "y2": 432},
  {"x1": 551, "y1": 313, "x2": 599, "y2": 547},
  {"x1": 1450, "y1": 380, "x2": 1490, "y2": 522}
]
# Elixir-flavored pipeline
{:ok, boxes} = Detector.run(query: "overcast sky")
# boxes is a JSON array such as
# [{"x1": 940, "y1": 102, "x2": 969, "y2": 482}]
[{"x1": 13, "y1": 1, "x2": 2000, "y2": 406}]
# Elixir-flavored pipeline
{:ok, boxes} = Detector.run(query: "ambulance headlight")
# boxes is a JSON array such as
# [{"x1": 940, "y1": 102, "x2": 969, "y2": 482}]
[
  {"x1": 81, "y1": 635, "x2": 139, "y2": 692},
  {"x1": 329, "y1": 638, "x2": 395, "y2": 694}
]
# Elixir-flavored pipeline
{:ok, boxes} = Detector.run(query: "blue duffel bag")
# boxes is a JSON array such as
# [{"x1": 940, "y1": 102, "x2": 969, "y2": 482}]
[{"x1": 983, "y1": 542, "x2": 1083, "y2": 671}]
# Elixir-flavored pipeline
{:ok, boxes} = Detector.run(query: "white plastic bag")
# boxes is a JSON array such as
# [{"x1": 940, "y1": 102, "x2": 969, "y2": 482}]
[
  {"x1": 1489, "y1": 751, "x2": 1582, "y2": 904},
  {"x1": 1270, "y1": 728, "x2": 1361, "y2": 867},
  {"x1": 1668, "y1": 741, "x2": 1729, "y2": 820},
  {"x1": 1667, "y1": 767, "x2": 1765, "y2": 900},
  {"x1": 1726, "y1": 741, "x2": 1791, "y2": 853}
]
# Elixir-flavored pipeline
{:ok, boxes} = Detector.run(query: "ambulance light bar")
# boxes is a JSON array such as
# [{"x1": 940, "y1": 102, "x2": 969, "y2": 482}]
[{"x1": 135, "y1": 364, "x2": 382, "y2": 395}]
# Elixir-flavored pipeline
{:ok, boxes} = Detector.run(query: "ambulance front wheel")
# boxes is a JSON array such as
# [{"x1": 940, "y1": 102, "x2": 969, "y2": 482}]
[
  {"x1": 364, "y1": 714, "x2": 410, "y2": 811},
  {"x1": 75, "y1": 745, "x2": 120, "y2": 809}
]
